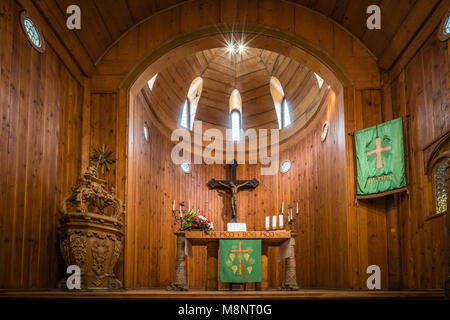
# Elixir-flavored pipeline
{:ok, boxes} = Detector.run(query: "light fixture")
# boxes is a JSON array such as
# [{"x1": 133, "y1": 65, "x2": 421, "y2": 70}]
[
  {"x1": 181, "y1": 162, "x2": 191, "y2": 173},
  {"x1": 237, "y1": 43, "x2": 245, "y2": 54},
  {"x1": 281, "y1": 160, "x2": 291, "y2": 174},
  {"x1": 226, "y1": 42, "x2": 236, "y2": 54}
]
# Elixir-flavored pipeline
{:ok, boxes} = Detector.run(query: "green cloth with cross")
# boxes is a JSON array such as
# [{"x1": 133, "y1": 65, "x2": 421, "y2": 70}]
[
  {"x1": 354, "y1": 117, "x2": 407, "y2": 196},
  {"x1": 219, "y1": 239, "x2": 261, "y2": 283}
]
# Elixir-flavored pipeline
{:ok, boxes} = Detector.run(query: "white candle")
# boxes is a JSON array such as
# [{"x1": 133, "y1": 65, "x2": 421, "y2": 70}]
[
  {"x1": 296, "y1": 202, "x2": 299, "y2": 214},
  {"x1": 272, "y1": 215, "x2": 277, "y2": 229},
  {"x1": 279, "y1": 214, "x2": 284, "y2": 228},
  {"x1": 188, "y1": 200, "x2": 191, "y2": 211},
  {"x1": 172, "y1": 200, "x2": 175, "y2": 211},
  {"x1": 265, "y1": 216, "x2": 270, "y2": 230},
  {"x1": 281, "y1": 202, "x2": 284, "y2": 214},
  {"x1": 289, "y1": 209, "x2": 292, "y2": 222}
]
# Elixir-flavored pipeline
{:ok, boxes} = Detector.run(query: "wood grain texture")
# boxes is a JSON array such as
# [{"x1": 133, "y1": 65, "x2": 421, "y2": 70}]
[
  {"x1": 382, "y1": 28, "x2": 449, "y2": 290},
  {"x1": 0, "y1": 0, "x2": 83, "y2": 289}
]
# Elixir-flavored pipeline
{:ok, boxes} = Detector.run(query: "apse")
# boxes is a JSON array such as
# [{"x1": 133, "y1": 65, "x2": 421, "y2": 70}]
[{"x1": 1, "y1": 0, "x2": 448, "y2": 304}]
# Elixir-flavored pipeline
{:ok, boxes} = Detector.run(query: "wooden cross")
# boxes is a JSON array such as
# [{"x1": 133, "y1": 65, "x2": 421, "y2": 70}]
[
  {"x1": 208, "y1": 161, "x2": 259, "y2": 222},
  {"x1": 366, "y1": 137, "x2": 391, "y2": 169},
  {"x1": 232, "y1": 241, "x2": 250, "y2": 276}
]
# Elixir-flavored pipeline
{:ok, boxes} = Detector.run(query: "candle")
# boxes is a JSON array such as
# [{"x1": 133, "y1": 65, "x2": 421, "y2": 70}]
[
  {"x1": 272, "y1": 215, "x2": 277, "y2": 229},
  {"x1": 188, "y1": 200, "x2": 191, "y2": 211},
  {"x1": 279, "y1": 214, "x2": 284, "y2": 229},
  {"x1": 179, "y1": 204, "x2": 182, "y2": 218},
  {"x1": 172, "y1": 200, "x2": 175, "y2": 211},
  {"x1": 296, "y1": 202, "x2": 299, "y2": 214},
  {"x1": 281, "y1": 202, "x2": 284, "y2": 214},
  {"x1": 265, "y1": 216, "x2": 270, "y2": 230}
]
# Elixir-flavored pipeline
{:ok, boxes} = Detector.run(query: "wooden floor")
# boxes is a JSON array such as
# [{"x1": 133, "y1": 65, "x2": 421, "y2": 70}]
[{"x1": 0, "y1": 289, "x2": 444, "y2": 300}]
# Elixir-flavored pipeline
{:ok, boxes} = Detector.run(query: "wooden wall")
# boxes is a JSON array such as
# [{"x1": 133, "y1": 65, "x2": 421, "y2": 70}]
[
  {"x1": 125, "y1": 88, "x2": 374, "y2": 289},
  {"x1": 0, "y1": 0, "x2": 83, "y2": 288},
  {"x1": 382, "y1": 29, "x2": 449, "y2": 289}
]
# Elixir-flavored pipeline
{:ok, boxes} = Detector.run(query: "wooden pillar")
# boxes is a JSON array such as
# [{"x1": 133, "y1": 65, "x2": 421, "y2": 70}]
[
  {"x1": 386, "y1": 194, "x2": 402, "y2": 290},
  {"x1": 256, "y1": 242, "x2": 269, "y2": 290},
  {"x1": 206, "y1": 241, "x2": 218, "y2": 291},
  {"x1": 167, "y1": 232, "x2": 188, "y2": 291},
  {"x1": 445, "y1": 164, "x2": 450, "y2": 299},
  {"x1": 281, "y1": 234, "x2": 299, "y2": 290}
]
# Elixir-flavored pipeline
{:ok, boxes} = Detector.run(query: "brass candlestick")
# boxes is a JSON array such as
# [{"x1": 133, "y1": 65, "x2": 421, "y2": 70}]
[{"x1": 172, "y1": 202, "x2": 186, "y2": 231}]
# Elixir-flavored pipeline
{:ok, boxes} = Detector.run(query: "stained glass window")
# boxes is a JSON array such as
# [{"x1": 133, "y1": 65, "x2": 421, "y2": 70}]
[
  {"x1": 20, "y1": 12, "x2": 45, "y2": 53},
  {"x1": 445, "y1": 16, "x2": 450, "y2": 35},
  {"x1": 24, "y1": 18, "x2": 40, "y2": 47},
  {"x1": 434, "y1": 159, "x2": 448, "y2": 215}
]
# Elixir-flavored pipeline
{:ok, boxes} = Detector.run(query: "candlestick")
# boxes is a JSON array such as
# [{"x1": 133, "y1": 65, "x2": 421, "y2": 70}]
[
  {"x1": 179, "y1": 204, "x2": 182, "y2": 218},
  {"x1": 272, "y1": 215, "x2": 277, "y2": 229},
  {"x1": 265, "y1": 216, "x2": 270, "y2": 230}
]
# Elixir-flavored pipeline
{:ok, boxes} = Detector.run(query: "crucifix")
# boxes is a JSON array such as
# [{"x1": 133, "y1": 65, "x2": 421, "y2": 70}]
[{"x1": 208, "y1": 161, "x2": 259, "y2": 222}]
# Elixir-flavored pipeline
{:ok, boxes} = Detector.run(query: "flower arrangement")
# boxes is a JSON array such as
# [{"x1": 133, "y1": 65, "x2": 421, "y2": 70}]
[{"x1": 181, "y1": 209, "x2": 215, "y2": 233}]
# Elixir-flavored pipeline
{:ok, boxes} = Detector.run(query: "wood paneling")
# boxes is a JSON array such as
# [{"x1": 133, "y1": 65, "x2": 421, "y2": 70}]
[
  {"x1": 125, "y1": 88, "x2": 381, "y2": 289},
  {"x1": 0, "y1": 0, "x2": 83, "y2": 288},
  {"x1": 30, "y1": 0, "x2": 438, "y2": 74},
  {"x1": 382, "y1": 28, "x2": 449, "y2": 289}
]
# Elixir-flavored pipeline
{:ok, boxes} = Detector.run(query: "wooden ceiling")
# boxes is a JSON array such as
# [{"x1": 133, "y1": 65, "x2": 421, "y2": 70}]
[
  {"x1": 142, "y1": 47, "x2": 328, "y2": 134},
  {"x1": 32, "y1": 0, "x2": 443, "y2": 75}
]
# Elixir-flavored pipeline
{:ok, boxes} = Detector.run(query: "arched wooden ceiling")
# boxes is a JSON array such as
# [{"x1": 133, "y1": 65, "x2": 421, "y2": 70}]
[
  {"x1": 141, "y1": 47, "x2": 328, "y2": 136},
  {"x1": 35, "y1": 0, "x2": 442, "y2": 75}
]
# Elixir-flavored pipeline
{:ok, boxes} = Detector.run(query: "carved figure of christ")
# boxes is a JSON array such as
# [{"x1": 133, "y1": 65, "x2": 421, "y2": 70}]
[{"x1": 207, "y1": 162, "x2": 259, "y2": 222}]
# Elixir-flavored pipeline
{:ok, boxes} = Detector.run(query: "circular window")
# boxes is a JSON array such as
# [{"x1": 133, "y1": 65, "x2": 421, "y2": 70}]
[
  {"x1": 281, "y1": 160, "x2": 291, "y2": 174},
  {"x1": 439, "y1": 11, "x2": 450, "y2": 41},
  {"x1": 181, "y1": 162, "x2": 191, "y2": 174},
  {"x1": 20, "y1": 12, "x2": 45, "y2": 53},
  {"x1": 143, "y1": 122, "x2": 150, "y2": 142},
  {"x1": 321, "y1": 121, "x2": 329, "y2": 142}
]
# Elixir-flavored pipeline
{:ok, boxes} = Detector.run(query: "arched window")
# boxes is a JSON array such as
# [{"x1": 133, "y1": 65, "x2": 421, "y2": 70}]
[
  {"x1": 433, "y1": 159, "x2": 449, "y2": 215},
  {"x1": 269, "y1": 76, "x2": 292, "y2": 129},
  {"x1": 147, "y1": 73, "x2": 158, "y2": 91},
  {"x1": 179, "y1": 77, "x2": 203, "y2": 130},
  {"x1": 229, "y1": 89, "x2": 242, "y2": 141},
  {"x1": 314, "y1": 73, "x2": 324, "y2": 89}
]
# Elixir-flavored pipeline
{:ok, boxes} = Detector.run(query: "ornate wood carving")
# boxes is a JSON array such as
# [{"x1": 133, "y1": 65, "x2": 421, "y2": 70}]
[{"x1": 58, "y1": 145, "x2": 124, "y2": 290}]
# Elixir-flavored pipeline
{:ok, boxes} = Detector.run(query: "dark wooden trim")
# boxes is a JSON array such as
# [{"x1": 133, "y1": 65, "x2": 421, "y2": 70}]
[
  {"x1": 424, "y1": 211, "x2": 447, "y2": 222},
  {"x1": 356, "y1": 187, "x2": 408, "y2": 200}
]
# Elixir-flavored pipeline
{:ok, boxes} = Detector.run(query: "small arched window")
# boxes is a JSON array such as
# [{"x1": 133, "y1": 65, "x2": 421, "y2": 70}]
[
  {"x1": 269, "y1": 76, "x2": 292, "y2": 129},
  {"x1": 229, "y1": 89, "x2": 242, "y2": 141},
  {"x1": 433, "y1": 159, "x2": 449, "y2": 215},
  {"x1": 179, "y1": 77, "x2": 203, "y2": 130}
]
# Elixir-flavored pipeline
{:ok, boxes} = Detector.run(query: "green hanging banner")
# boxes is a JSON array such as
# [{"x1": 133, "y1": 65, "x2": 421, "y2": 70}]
[
  {"x1": 354, "y1": 117, "x2": 407, "y2": 197},
  {"x1": 219, "y1": 239, "x2": 261, "y2": 283}
]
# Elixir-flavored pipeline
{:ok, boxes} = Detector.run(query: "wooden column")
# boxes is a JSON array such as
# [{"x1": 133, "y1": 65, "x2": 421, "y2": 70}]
[
  {"x1": 167, "y1": 232, "x2": 188, "y2": 291},
  {"x1": 386, "y1": 194, "x2": 402, "y2": 290},
  {"x1": 445, "y1": 164, "x2": 450, "y2": 299},
  {"x1": 206, "y1": 241, "x2": 218, "y2": 291},
  {"x1": 256, "y1": 242, "x2": 269, "y2": 291},
  {"x1": 281, "y1": 234, "x2": 299, "y2": 290}
]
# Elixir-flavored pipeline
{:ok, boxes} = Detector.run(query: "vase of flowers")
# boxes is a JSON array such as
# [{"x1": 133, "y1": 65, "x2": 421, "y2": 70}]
[{"x1": 181, "y1": 209, "x2": 215, "y2": 233}]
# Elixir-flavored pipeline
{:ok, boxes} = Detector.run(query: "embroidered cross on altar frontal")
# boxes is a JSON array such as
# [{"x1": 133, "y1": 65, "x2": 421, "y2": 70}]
[{"x1": 219, "y1": 239, "x2": 261, "y2": 283}]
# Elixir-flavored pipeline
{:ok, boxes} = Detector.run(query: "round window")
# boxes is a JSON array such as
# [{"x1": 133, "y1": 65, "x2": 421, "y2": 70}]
[
  {"x1": 181, "y1": 162, "x2": 191, "y2": 174},
  {"x1": 20, "y1": 12, "x2": 45, "y2": 53},
  {"x1": 281, "y1": 160, "x2": 291, "y2": 174}
]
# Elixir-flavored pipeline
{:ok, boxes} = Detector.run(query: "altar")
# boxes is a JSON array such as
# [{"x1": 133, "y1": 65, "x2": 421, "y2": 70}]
[{"x1": 168, "y1": 230, "x2": 299, "y2": 291}]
